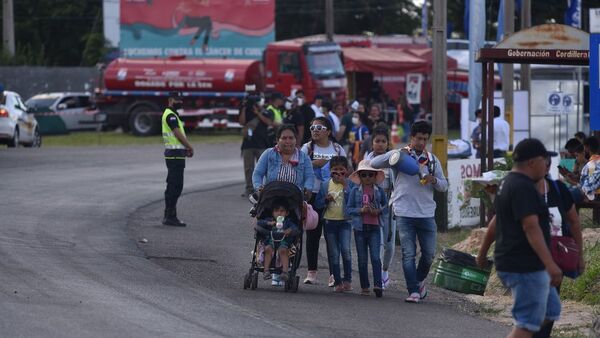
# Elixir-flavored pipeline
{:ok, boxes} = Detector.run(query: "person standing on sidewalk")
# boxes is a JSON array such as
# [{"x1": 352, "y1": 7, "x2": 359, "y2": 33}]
[
  {"x1": 370, "y1": 121, "x2": 447, "y2": 303},
  {"x1": 493, "y1": 138, "x2": 562, "y2": 338},
  {"x1": 239, "y1": 93, "x2": 273, "y2": 197},
  {"x1": 162, "y1": 92, "x2": 194, "y2": 227}
]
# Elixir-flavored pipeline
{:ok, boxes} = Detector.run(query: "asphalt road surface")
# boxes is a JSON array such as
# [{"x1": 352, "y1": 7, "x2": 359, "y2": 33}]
[{"x1": 0, "y1": 143, "x2": 509, "y2": 337}]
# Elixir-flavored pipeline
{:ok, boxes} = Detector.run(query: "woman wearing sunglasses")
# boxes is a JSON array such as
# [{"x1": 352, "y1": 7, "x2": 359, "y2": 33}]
[{"x1": 300, "y1": 117, "x2": 346, "y2": 285}]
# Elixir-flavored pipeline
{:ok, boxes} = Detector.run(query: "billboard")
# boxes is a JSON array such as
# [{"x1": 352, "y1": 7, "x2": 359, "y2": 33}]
[{"x1": 120, "y1": 0, "x2": 275, "y2": 59}]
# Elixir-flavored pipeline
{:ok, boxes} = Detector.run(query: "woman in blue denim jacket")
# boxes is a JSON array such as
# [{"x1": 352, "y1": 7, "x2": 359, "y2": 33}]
[
  {"x1": 252, "y1": 124, "x2": 315, "y2": 196},
  {"x1": 345, "y1": 160, "x2": 389, "y2": 297}
]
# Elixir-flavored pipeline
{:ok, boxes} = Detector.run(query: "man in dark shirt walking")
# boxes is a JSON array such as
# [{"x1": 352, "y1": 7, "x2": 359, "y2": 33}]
[{"x1": 494, "y1": 138, "x2": 562, "y2": 338}]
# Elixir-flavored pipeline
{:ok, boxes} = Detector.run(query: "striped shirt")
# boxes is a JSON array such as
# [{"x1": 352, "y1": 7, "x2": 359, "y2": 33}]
[{"x1": 278, "y1": 162, "x2": 297, "y2": 185}]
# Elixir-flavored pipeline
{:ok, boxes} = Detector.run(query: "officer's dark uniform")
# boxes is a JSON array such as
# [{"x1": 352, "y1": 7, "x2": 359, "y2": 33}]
[{"x1": 162, "y1": 101, "x2": 188, "y2": 226}]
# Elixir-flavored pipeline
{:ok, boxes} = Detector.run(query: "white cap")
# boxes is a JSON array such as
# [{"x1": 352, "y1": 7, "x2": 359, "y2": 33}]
[{"x1": 350, "y1": 101, "x2": 359, "y2": 111}]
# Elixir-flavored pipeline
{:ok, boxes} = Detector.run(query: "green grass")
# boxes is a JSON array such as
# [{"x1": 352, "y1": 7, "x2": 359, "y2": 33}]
[
  {"x1": 42, "y1": 131, "x2": 242, "y2": 147},
  {"x1": 561, "y1": 242, "x2": 600, "y2": 305},
  {"x1": 436, "y1": 227, "x2": 474, "y2": 253}
]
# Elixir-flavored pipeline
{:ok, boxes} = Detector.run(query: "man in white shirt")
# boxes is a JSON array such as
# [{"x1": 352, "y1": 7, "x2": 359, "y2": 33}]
[
  {"x1": 311, "y1": 94, "x2": 324, "y2": 118},
  {"x1": 493, "y1": 105, "x2": 510, "y2": 158}
]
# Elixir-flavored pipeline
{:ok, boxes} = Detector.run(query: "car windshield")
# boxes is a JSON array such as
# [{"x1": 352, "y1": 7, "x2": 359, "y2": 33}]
[
  {"x1": 26, "y1": 97, "x2": 58, "y2": 109},
  {"x1": 306, "y1": 52, "x2": 345, "y2": 79}
]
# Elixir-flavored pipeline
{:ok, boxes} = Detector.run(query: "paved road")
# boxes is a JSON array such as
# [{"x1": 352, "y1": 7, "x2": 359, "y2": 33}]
[{"x1": 0, "y1": 143, "x2": 509, "y2": 337}]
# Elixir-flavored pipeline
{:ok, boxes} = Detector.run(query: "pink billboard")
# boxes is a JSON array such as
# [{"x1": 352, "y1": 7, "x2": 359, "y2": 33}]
[{"x1": 120, "y1": 0, "x2": 275, "y2": 59}]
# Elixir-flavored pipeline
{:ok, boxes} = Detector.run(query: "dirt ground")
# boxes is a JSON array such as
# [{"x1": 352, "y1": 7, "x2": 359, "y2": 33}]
[{"x1": 451, "y1": 228, "x2": 600, "y2": 336}]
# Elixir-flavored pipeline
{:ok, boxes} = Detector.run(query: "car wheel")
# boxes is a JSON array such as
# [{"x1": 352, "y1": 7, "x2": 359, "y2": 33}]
[
  {"x1": 7, "y1": 128, "x2": 19, "y2": 148},
  {"x1": 129, "y1": 106, "x2": 160, "y2": 136},
  {"x1": 24, "y1": 128, "x2": 42, "y2": 148}
]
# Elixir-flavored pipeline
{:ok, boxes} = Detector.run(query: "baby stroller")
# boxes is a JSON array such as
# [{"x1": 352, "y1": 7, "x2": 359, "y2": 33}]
[{"x1": 243, "y1": 181, "x2": 304, "y2": 293}]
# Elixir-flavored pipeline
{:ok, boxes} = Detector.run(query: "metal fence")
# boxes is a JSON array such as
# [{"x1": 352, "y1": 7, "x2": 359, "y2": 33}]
[{"x1": 0, "y1": 66, "x2": 99, "y2": 101}]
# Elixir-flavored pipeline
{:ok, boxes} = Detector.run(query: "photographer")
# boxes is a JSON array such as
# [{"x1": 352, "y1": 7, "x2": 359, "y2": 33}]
[{"x1": 239, "y1": 89, "x2": 274, "y2": 197}]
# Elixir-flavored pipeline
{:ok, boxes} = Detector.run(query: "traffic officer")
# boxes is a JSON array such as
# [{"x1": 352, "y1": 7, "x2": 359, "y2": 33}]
[
  {"x1": 162, "y1": 91, "x2": 194, "y2": 227},
  {"x1": 265, "y1": 91, "x2": 284, "y2": 146}
]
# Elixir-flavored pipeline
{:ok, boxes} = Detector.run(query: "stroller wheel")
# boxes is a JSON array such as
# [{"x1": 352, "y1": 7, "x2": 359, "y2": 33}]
[
  {"x1": 243, "y1": 273, "x2": 251, "y2": 290},
  {"x1": 251, "y1": 272, "x2": 258, "y2": 290},
  {"x1": 293, "y1": 276, "x2": 300, "y2": 293}
]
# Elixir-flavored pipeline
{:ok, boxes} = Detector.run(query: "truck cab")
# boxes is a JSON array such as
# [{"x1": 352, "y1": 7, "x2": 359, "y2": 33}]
[{"x1": 263, "y1": 41, "x2": 346, "y2": 102}]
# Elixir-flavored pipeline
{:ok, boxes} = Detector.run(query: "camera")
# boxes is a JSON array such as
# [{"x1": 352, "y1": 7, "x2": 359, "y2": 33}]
[{"x1": 243, "y1": 84, "x2": 262, "y2": 109}]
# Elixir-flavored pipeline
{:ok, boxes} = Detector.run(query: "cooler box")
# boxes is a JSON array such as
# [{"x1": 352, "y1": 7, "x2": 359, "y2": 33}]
[{"x1": 432, "y1": 248, "x2": 492, "y2": 296}]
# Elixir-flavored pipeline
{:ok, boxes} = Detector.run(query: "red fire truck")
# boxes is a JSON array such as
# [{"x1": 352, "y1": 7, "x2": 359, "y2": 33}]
[{"x1": 95, "y1": 41, "x2": 346, "y2": 135}]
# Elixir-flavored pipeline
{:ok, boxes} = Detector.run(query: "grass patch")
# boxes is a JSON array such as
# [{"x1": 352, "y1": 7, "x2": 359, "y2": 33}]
[
  {"x1": 561, "y1": 242, "x2": 600, "y2": 305},
  {"x1": 436, "y1": 227, "x2": 474, "y2": 253},
  {"x1": 42, "y1": 131, "x2": 242, "y2": 147}
]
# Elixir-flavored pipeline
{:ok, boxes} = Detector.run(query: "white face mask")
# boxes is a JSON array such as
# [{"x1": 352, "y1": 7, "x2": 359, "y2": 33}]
[
  {"x1": 284, "y1": 101, "x2": 292, "y2": 110},
  {"x1": 352, "y1": 117, "x2": 360, "y2": 125},
  {"x1": 296, "y1": 98, "x2": 303, "y2": 106},
  {"x1": 258, "y1": 98, "x2": 265, "y2": 107}
]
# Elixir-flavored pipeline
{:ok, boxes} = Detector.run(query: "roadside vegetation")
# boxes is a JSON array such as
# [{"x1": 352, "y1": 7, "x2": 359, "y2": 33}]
[{"x1": 42, "y1": 131, "x2": 241, "y2": 147}]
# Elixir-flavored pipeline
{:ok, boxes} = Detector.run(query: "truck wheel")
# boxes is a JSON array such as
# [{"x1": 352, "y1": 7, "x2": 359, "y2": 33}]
[
  {"x1": 129, "y1": 106, "x2": 160, "y2": 136},
  {"x1": 7, "y1": 128, "x2": 19, "y2": 148}
]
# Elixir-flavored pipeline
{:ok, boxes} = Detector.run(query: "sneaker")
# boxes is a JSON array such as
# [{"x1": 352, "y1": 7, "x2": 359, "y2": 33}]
[
  {"x1": 418, "y1": 281, "x2": 428, "y2": 300},
  {"x1": 333, "y1": 284, "x2": 344, "y2": 293},
  {"x1": 382, "y1": 271, "x2": 390, "y2": 289},
  {"x1": 271, "y1": 274, "x2": 282, "y2": 286},
  {"x1": 328, "y1": 274, "x2": 335, "y2": 287},
  {"x1": 360, "y1": 288, "x2": 370, "y2": 296},
  {"x1": 373, "y1": 287, "x2": 383, "y2": 298},
  {"x1": 303, "y1": 270, "x2": 317, "y2": 284},
  {"x1": 405, "y1": 292, "x2": 420, "y2": 303},
  {"x1": 263, "y1": 272, "x2": 271, "y2": 280},
  {"x1": 342, "y1": 281, "x2": 353, "y2": 291},
  {"x1": 280, "y1": 272, "x2": 289, "y2": 282}
]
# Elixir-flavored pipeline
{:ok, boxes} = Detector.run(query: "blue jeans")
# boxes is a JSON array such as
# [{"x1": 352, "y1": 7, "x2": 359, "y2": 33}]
[
  {"x1": 497, "y1": 270, "x2": 561, "y2": 332},
  {"x1": 397, "y1": 216, "x2": 437, "y2": 294},
  {"x1": 324, "y1": 220, "x2": 352, "y2": 285},
  {"x1": 354, "y1": 226, "x2": 382, "y2": 289}
]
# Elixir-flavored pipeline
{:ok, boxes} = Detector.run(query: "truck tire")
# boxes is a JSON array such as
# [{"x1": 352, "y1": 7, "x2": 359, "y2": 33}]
[
  {"x1": 7, "y1": 128, "x2": 19, "y2": 148},
  {"x1": 129, "y1": 105, "x2": 160, "y2": 136}
]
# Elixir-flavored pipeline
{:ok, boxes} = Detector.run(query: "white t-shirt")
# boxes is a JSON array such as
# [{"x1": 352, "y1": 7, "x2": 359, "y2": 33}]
[
  {"x1": 493, "y1": 117, "x2": 510, "y2": 151},
  {"x1": 312, "y1": 104, "x2": 324, "y2": 118},
  {"x1": 329, "y1": 111, "x2": 340, "y2": 134},
  {"x1": 301, "y1": 141, "x2": 346, "y2": 192}
]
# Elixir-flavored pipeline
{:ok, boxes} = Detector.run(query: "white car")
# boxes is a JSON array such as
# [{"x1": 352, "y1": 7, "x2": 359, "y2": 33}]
[
  {"x1": 26, "y1": 92, "x2": 99, "y2": 131},
  {"x1": 0, "y1": 91, "x2": 41, "y2": 148}
]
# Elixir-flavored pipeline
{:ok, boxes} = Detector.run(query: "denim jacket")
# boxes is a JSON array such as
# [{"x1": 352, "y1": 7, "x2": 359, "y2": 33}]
[
  {"x1": 314, "y1": 178, "x2": 356, "y2": 212},
  {"x1": 252, "y1": 147, "x2": 315, "y2": 192},
  {"x1": 344, "y1": 184, "x2": 389, "y2": 231}
]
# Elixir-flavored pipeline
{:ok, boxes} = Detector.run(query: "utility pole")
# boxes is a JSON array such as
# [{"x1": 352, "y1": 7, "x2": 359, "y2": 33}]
[
  {"x1": 325, "y1": 0, "x2": 334, "y2": 42},
  {"x1": 502, "y1": 0, "x2": 515, "y2": 147},
  {"x1": 432, "y1": 0, "x2": 448, "y2": 231},
  {"x1": 2, "y1": 0, "x2": 15, "y2": 56},
  {"x1": 520, "y1": 0, "x2": 531, "y2": 93}
]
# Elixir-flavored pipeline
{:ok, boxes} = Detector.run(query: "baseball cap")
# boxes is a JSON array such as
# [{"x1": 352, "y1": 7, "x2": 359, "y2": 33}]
[
  {"x1": 169, "y1": 91, "x2": 182, "y2": 99},
  {"x1": 270, "y1": 91, "x2": 284, "y2": 101},
  {"x1": 512, "y1": 138, "x2": 551, "y2": 162}
]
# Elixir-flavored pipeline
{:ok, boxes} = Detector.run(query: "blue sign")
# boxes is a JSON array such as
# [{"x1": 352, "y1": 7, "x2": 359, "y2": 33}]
[
  {"x1": 591, "y1": 34, "x2": 600, "y2": 130},
  {"x1": 549, "y1": 93, "x2": 561, "y2": 106}
]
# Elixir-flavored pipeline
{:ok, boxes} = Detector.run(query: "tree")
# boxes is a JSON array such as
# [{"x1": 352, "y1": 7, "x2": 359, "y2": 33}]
[{"x1": 275, "y1": 0, "x2": 421, "y2": 40}]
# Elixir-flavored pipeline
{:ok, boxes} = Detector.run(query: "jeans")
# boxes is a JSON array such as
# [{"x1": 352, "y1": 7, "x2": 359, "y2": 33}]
[
  {"x1": 324, "y1": 220, "x2": 352, "y2": 285},
  {"x1": 397, "y1": 216, "x2": 437, "y2": 294},
  {"x1": 381, "y1": 213, "x2": 397, "y2": 271},
  {"x1": 497, "y1": 270, "x2": 561, "y2": 332},
  {"x1": 354, "y1": 226, "x2": 382, "y2": 289}
]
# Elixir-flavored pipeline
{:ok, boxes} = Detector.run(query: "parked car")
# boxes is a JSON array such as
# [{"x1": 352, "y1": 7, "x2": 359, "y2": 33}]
[
  {"x1": 0, "y1": 90, "x2": 42, "y2": 147},
  {"x1": 26, "y1": 92, "x2": 101, "y2": 133}
]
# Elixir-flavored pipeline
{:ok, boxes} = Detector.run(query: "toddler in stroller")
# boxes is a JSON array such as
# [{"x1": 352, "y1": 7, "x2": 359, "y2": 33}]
[
  {"x1": 244, "y1": 181, "x2": 305, "y2": 292},
  {"x1": 258, "y1": 202, "x2": 298, "y2": 282}
]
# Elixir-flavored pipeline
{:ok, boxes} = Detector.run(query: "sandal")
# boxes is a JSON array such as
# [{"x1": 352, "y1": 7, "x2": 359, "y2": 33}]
[{"x1": 360, "y1": 288, "x2": 370, "y2": 296}]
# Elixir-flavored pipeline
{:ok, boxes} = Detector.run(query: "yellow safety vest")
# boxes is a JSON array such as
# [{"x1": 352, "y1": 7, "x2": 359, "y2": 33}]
[
  {"x1": 162, "y1": 108, "x2": 187, "y2": 159},
  {"x1": 266, "y1": 105, "x2": 282, "y2": 124}
]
